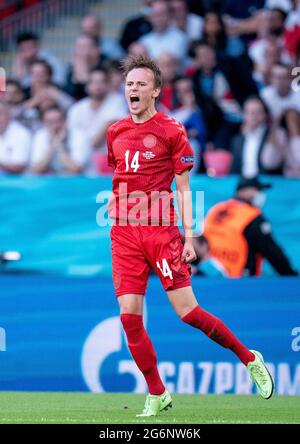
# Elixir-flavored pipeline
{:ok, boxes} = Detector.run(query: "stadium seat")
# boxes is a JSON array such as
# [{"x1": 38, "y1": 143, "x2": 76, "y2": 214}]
[{"x1": 203, "y1": 149, "x2": 233, "y2": 177}]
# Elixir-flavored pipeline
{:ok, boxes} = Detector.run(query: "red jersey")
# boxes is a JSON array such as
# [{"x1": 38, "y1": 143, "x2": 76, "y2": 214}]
[{"x1": 107, "y1": 111, "x2": 194, "y2": 225}]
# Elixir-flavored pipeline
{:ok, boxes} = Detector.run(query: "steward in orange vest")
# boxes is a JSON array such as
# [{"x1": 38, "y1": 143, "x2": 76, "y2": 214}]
[{"x1": 204, "y1": 177, "x2": 298, "y2": 277}]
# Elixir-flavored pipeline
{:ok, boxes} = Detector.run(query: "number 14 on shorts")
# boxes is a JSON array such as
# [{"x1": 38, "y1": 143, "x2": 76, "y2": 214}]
[{"x1": 156, "y1": 258, "x2": 173, "y2": 280}]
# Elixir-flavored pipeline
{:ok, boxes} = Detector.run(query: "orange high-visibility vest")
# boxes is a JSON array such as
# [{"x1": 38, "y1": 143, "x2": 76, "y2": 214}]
[{"x1": 204, "y1": 199, "x2": 262, "y2": 277}]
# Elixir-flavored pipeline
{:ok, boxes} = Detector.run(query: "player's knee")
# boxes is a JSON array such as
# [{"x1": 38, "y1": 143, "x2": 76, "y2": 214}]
[
  {"x1": 118, "y1": 294, "x2": 143, "y2": 315},
  {"x1": 119, "y1": 304, "x2": 141, "y2": 316},
  {"x1": 175, "y1": 302, "x2": 199, "y2": 319},
  {"x1": 168, "y1": 287, "x2": 198, "y2": 318}
]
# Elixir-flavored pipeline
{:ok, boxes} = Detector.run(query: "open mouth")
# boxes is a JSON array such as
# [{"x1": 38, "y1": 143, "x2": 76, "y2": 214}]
[{"x1": 130, "y1": 96, "x2": 140, "y2": 103}]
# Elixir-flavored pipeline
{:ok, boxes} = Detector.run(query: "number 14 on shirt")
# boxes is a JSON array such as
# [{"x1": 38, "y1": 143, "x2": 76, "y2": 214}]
[{"x1": 125, "y1": 150, "x2": 140, "y2": 172}]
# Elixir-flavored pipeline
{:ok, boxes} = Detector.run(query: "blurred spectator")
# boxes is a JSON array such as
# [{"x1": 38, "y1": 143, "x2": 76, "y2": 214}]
[
  {"x1": 230, "y1": 96, "x2": 284, "y2": 176},
  {"x1": 67, "y1": 68, "x2": 127, "y2": 151},
  {"x1": 202, "y1": 11, "x2": 245, "y2": 57},
  {"x1": 252, "y1": 39, "x2": 281, "y2": 88},
  {"x1": 119, "y1": 0, "x2": 153, "y2": 51},
  {"x1": 189, "y1": 38, "x2": 258, "y2": 100},
  {"x1": 261, "y1": 108, "x2": 300, "y2": 177},
  {"x1": 157, "y1": 52, "x2": 180, "y2": 112},
  {"x1": 169, "y1": 0, "x2": 204, "y2": 40},
  {"x1": 223, "y1": 2, "x2": 292, "y2": 44},
  {"x1": 0, "y1": 102, "x2": 31, "y2": 174},
  {"x1": 139, "y1": 0, "x2": 188, "y2": 61},
  {"x1": 249, "y1": 8, "x2": 291, "y2": 66},
  {"x1": 105, "y1": 60, "x2": 128, "y2": 112},
  {"x1": 171, "y1": 76, "x2": 206, "y2": 171},
  {"x1": 222, "y1": 0, "x2": 266, "y2": 42},
  {"x1": 190, "y1": 42, "x2": 243, "y2": 149},
  {"x1": 24, "y1": 59, "x2": 73, "y2": 110},
  {"x1": 22, "y1": 60, "x2": 73, "y2": 132},
  {"x1": 190, "y1": 234, "x2": 226, "y2": 276},
  {"x1": 2, "y1": 79, "x2": 25, "y2": 119},
  {"x1": 204, "y1": 176, "x2": 298, "y2": 277},
  {"x1": 106, "y1": 60, "x2": 124, "y2": 95},
  {"x1": 30, "y1": 106, "x2": 91, "y2": 175},
  {"x1": 12, "y1": 32, "x2": 66, "y2": 88},
  {"x1": 64, "y1": 34, "x2": 106, "y2": 100},
  {"x1": 128, "y1": 41, "x2": 149, "y2": 57},
  {"x1": 81, "y1": 15, "x2": 124, "y2": 60},
  {"x1": 260, "y1": 62, "x2": 300, "y2": 117},
  {"x1": 2, "y1": 78, "x2": 38, "y2": 131}
]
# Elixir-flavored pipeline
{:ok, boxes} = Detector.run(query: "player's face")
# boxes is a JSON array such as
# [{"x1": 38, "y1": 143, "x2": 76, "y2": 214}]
[{"x1": 125, "y1": 68, "x2": 160, "y2": 116}]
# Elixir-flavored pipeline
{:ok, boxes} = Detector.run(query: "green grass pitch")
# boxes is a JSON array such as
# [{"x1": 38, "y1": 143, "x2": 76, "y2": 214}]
[{"x1": 0, "y1": 392, "x2": 299, "y2": 424}]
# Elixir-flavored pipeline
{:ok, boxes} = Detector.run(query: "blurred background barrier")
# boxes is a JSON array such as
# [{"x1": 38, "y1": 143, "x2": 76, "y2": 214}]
[
  {"x1": 0, "y1": 275, "x2": 299, "y2": 394},
  {"x1": 0, "y1": 176, "x2": 299, "y2": 276}
]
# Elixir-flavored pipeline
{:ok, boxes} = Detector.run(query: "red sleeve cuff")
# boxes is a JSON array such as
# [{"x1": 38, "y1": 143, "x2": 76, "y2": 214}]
[{"x1": 174, "y1": 164, "x2": 194, "y2": 174}]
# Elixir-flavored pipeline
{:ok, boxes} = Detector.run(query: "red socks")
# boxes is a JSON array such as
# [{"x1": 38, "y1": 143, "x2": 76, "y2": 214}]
[
  {"x1": 120, "y1": 313, "x2": 165, "y2": 395},
  {"x1": 182, "y1": 306, "x2": 255, "y2": 366},
  {"x1": 120, "y1": 306, "x2": 254, "y2": 395}
]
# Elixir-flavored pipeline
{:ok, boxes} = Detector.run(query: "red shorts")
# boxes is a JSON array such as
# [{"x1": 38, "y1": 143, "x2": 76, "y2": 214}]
[{"x1": 110, "y1": 225, "x2": 191, "y2": 297}]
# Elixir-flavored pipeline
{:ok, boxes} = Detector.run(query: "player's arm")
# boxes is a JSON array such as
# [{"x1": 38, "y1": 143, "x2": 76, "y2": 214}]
[
  {"x1": 171, "y1": 121, "x2": 195, "y2": 263},
  {"x1": 106, "y1": 125, "x2": 117, "y2": 170},
  {"x1": 175, "y1": 170, "x2": 197, "y2": 263}
]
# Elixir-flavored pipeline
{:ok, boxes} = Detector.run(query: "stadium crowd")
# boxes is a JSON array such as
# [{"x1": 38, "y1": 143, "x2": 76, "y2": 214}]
[{"x1": 1, "y1": 0, "x2": 300, "y2": 177}]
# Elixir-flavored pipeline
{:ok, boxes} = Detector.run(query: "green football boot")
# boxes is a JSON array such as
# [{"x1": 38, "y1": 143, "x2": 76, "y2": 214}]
[
  {"x1": 136, "y1": 390, "x2": 172, "y2": 417},
  {"x1": 247, "y1": 350, "x2": 274, "y2": 399}
]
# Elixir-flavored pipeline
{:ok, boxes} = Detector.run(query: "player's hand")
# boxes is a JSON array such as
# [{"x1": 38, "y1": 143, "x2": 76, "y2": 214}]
[{"x1": 181, "y1": 241, "x2": 197, "y2": 263}]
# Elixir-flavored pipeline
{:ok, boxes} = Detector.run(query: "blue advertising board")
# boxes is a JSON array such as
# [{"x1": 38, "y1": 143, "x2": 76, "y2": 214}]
[
  {"x1": 0, "y1": 176, "x2": 299, "y2": 277},
  {"x1": 1, "y1": 276, "x2": 299, "y2": 395}
]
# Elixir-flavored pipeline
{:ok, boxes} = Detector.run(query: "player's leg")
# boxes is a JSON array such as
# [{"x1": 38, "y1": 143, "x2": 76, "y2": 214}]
[
  {"x1": 118, "y1": 293, "x2": 172, "y2": 416},
  {"x1": 167, "y1": 285, "x2": 255, "y2": 365},
  {"x1": 118, "y1": 292, "x2": 144, "y2": 315},
  {"x1": 167, "y1": 285, "x2": 274, "y2": 399},
  {"x1": 118, "y1": 293, "x2": 165, "y2": 397},
  {"x1": 111, "y1": 225, "x2": 170, "y2": 415}
]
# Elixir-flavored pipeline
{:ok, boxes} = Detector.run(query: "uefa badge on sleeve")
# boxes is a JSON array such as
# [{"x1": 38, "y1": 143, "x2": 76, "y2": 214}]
[{"x1": 180, "y1": 156, "x2": 194, "y2": 164}]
